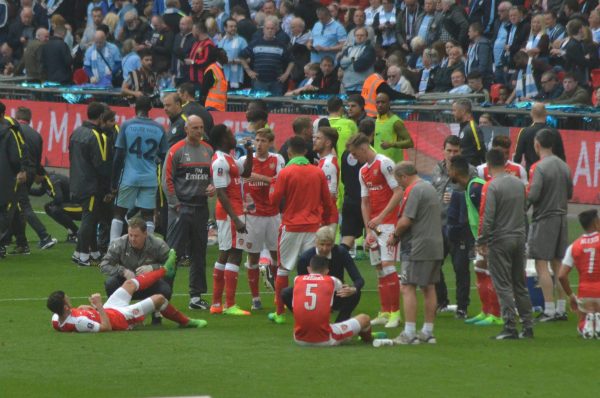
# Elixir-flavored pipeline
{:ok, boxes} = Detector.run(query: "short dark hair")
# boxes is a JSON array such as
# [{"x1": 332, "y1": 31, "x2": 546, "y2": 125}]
[
  {"x1": 87, "y1": 102, "x2": 106, "y2": 120},
  {"x1": 467, "y1": 70, "x2": 482, "y2": 81},
  {"x1": 224, "y1": 17, "x2": 237, "y2": 27},
  {"x1": 374, "y1": 58, "x2": 387, "y2": 75},
  {"x1": 92, "y1": 6, "x2": 104, "y2": 14},
  {"x1": 247, "y1": 109, "x2": 268, "y2": 123},
  {"x1": 469, "y1": 22, "x2": 483, "y2": 35},
  {"x1": 443, "y1": 134, "x2": 460, "y2": 148},
  {"x1": 127, "y1": 217, "x2": 147, "y2": 232},
  {"x1": 178, "y1": 82, "x2": 196, "y2": 97},
  {"x1": 209, "y1": 124, "x2": 230, "y2": 148},
  {"x1": 138, "y1": 48, "x2": 152, "y2": 59},
  {"x1": 578, "y1": 209, "x2": 599, "y2": 230},
  {"x1": 358, "y1": 118, "x2": 375, "y2": 136},
  {"x1": 292, "y1": 116, "x2": 312, "y2": 134},
  {"x1": 347, "y1": 94, "x2": 365, "y2": 108},
  {"x1": 566, "y1": 18, "x2": 583, "y2": 37},
  {"x1": 215, "y1": 47, "x2": 228, "y2": 64},
  {"x1": 47, "y1": 290, "x2": 66, "y2": 316},
  {"x1": 135, "y1": 96, "x2": 152, "y2": 115},
  {"x1": 247, "y1": 99, "x2": 268, "y2": 113},
  {"x1": 101, "y1": 109, "x2": 116, "y2": 124},
  {"x1": 0, "y1": 101, "x2": 5, "y2": 115},
  {"x1": 491, "y1": 135, "x2": 511, "y2": 149},
  {"x1": 321, "y1": 55, "x2": 334, "y2": 65},
  {"x1": 486, "y1": 148, "x2": 505, "y2": 167},
  {"x1": 309, "y1": 255, "x2": 329, "y2": 273},
  {"x1": 231, "y1": 5, "x2": 247, "y2": 17},
  {"x1": 194, "y1": 21, "x2": 207, "y2": 33},
  {"x1": 535, "y1": 128, "x2": 555, "y2": 149},
  {"x1": 449, "y1": 155, "x2": 470, "y2": 177},
  {"x1": 327, "y1": 97, "x2": 344, "y2": 113},
  {"x1": 318, "y1": 126, "x2": 339, "y2": 150},
  {"x1": 562, "y1": 72, "x2": 576, "y2": 82},
  {"x1": 288, "y1": 136, "x2": 307, "y2": 155},
  {"x1": 15, "y1": 107, "x2": 32, "y2": 122}
]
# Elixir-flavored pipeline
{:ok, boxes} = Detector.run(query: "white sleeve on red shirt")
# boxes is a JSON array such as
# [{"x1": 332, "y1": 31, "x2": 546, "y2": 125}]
[
  {"x1": 562, "y1": 244, "x2": 574, "y2": 267},
  {"x1": 517, "y1": 164, "x2": 528, "y2": 185},
  {"x1": 73, "y1": 316, "x2": 101, "y2": 332},
  {"x1": 359, "y1": 167, "x2": 369, "y2": 198},
  {"x1": 212, "y1": 155, "x2": 231, "y2": 189},
  {"x1": 275, "y1": 153, "x2": 285, "y2": 176},
  {"x1": 236, "y1": 156, "x2": 246, "y2": 175},
  {"x1": 379, "y1": 156, "x2": 399, "y2": 189},
  {"x1": 321, "y1": 159, "x2": 338, "y2": 195},
  {"x1": 476, "y1": 164, "x2": 486, "y2": 179},
  {"x1": 331, "y1": 276, "x2": 343, "y2": 292}
]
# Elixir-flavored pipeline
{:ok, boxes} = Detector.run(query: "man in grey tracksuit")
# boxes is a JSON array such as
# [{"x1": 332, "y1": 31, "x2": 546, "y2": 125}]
[
  {"x1": 477, "y1": 148, "x2": 533, "y2": 340},
  {"x1": 527, "y1": 128, "x2": 573, "y2": 322}
]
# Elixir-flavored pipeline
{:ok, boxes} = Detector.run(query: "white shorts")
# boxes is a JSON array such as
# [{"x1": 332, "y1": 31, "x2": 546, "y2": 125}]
[
  {"x1": 294, "y1": 318, "x2": 361, "y2": 347},
  {"x1": 278, "y1": 226, "x2": 316, "y2": 271},
  {"x1": 369, "y1": 224, "x2": 399, "y2": 264},
  {"x1": 217, "y1": 216, "x2": 248, "y2": 251},
  {"x1": 104, "y1": 287, "x2": 156, "y2": 321},
  {"x1": 245, "y1": 214, "x2": 281, "y2": 253}
]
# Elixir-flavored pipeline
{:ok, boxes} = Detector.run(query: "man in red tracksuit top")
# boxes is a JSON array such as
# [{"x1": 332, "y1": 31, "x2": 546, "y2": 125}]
[{"x1": 268, "y1": 136, "x2": 333, "y2": 324}]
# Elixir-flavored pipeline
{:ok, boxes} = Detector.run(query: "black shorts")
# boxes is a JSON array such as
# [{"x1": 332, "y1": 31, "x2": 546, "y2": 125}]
[{"x1": 341, "y1": 202, "x2": 364, "y2": 238}]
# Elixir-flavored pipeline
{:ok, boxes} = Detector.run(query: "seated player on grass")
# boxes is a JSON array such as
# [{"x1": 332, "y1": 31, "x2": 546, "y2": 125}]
[
  {"x1": 47, "y1": 250, "x2": 207, "y2": 332},
  {"x1": 292, "y1": 255, "x2": 373, "y2": 347},
  {"x1": 558, "y1": 209, "x2": 600, "y2": 339}
]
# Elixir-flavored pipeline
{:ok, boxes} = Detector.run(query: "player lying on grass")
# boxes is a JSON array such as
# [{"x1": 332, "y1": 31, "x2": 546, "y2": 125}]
[
  {"x1": 47, "y1": 250, "x2": 207, "y2": 332},
  {"x1": 292, "y1": 255, "x2": 373, "y2": 346},
  {"x1": 558, "y1": 209, "x2": 600, "y2": 339}
]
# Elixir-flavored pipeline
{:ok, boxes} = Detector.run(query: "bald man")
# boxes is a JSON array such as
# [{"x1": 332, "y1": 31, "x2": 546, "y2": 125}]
[
  {"x1": 173, "y1": 16, "x2": 196, "y2": 85},
  {"x1": 513, "y1": 103, "x2": 566, "y2": 172},
  {"x1": 14, "y1": 27, "x2": 48, "y2": 81},
  {"x1": 374, "y1": 93, "x2": 414, "y2": 163},
  {"x1": 83, "y1": 30, "x2": 122, "y2": 86},
  {"x1": 164, "y1": 115, "x2": 216, "y2": 310},
  {"x1": 8, "y1": 6, "x2": 36, "y2": 58}
]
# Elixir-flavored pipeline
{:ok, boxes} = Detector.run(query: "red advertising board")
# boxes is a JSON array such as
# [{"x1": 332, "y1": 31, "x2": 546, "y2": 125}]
[{"x1": 3, "y1": 100, "x2": 599, "y2": 204}]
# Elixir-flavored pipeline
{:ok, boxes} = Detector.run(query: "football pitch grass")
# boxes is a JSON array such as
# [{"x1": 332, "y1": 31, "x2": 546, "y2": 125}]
[{"x1": 0, "y1": 213, "x2": 597, "y2": 398}]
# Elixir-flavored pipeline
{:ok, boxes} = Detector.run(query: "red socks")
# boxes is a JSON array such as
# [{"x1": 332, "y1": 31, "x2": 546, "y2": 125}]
[
  {"x1": 161, "y1": 303, "x2": 189, "y2": 325},
  {"x1": 224, "y1": 264, "x2": 239, "y2": 308},
  {"x1": 275, "y1": 274, "x2": 288, "y2": 315},
  {"x1": 476, "y1": 270, "x2": 501, "y2": 317},
  {"x1": 134, "y1": 268, "x2": 166, "y2": 291},
  {"x1": 212, "y1": 263, "x2": 225, "y2": 306},
  {"x1": 385, "y1": 273, "x2": 400, "y2": 312},
  {"x1": 248, "y1": 267, "x2": 260, "y2": 299},
  {"x1": 485, "y1": 275, "x2": 501, "y2": 317}
]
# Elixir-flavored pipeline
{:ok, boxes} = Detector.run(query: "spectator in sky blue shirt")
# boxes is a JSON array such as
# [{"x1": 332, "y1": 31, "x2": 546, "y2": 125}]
[
  {"x1": 307, "y1": 7, "x2": 346, "y2": 63},
  {"x1": 84, "y1": 30, "x2": 122, "y2": 86}
]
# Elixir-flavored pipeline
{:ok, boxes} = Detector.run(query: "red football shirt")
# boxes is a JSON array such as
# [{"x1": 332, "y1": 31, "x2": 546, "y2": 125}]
[
  {"x1": 563, "y1": 232, "x2": 600, "y2": 298},
  {"x1": 359, "y1": 154, "x2": 399, "y2": 225},
  {"x1": 293, "y1": 274, "x2": 342, "y2": 344},
  {"x1": 212, "y1": 150, "x2": 244, "y2": 220},
  {"x1": 240, "y1": 153, "x2": 284, "y2": 217}
]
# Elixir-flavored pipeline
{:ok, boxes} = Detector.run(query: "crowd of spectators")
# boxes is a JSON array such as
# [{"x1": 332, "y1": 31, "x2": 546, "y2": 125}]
[{"x1": 2, "y1": 0, "x2": 600, "y2": 107}]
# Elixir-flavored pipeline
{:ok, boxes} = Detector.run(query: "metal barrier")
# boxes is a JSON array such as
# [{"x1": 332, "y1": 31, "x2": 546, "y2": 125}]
[{"x1": 0, "y1": 82, "x2": 597, "y2": 130}]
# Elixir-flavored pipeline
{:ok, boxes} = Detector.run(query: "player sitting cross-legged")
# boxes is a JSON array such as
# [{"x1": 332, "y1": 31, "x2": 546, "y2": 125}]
[
  {"x1": 48, "y1": 250, "x2": 207, "y2": 332},
  {"x1": 558, "y1": 209, "x2": 600, "y2": 339},
  {"x1": 292, "y1": 255, "x2": 373, "y2": 346}
]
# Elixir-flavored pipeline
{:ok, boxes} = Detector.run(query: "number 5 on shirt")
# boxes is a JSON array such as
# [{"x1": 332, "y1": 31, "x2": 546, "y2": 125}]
[{"x1": 304, "y1": 283, "x2": 318, "y2": 310}]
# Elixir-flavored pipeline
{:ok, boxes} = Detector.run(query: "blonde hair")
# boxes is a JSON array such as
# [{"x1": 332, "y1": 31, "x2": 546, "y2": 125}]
[{"x1": 315, "y1": 226, "x2": 335, "y2": 243}]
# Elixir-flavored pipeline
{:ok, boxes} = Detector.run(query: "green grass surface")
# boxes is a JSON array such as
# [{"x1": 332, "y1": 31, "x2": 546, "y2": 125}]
[{"x1": 0, "y1": 210, "x2": 597, "y2": 398}]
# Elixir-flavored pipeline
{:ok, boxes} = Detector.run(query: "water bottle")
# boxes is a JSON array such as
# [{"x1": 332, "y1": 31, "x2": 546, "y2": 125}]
[
  {"x1": 372, "y1": 331, "x2": 388, "y2": 339},
  {"x1": 369, "y1": 240, "x2": 381, "y2": 266},
  {"x1": 373, "y1": 339, "x2": 395, "y2": 348},
  {"x1": 244, "y1": 193, "x2": 256, "y2": 213}
]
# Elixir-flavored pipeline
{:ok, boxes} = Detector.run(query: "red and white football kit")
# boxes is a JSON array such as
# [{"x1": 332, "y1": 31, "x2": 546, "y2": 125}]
[
  {"x1": 477, "y1": 160, "x2": 527, "y2": 185},
  {"x1": 293, "y1": 274, "x2": 361, "y2": 346},
  {"x1": 212, "y1": 150, "x2": 246, "y2": 251},
  {"x1": 269, "y1": 161, "x2": 333, "y2": 315},
  {"x1": 359, "y1": 153, "x2": 400, "y2": 263},
  {"x1": 51, "y1": 306, "x2": 144, "y2": 333},
  {"x1": 239, "y1": 152, "x2": 285, "y2": 253},
  {"x1": 563, "y1": 232, "x2": 600, "y2": 299},
  {"x1": 318, "y1": 153, "x2": 340, "y2": 226}
]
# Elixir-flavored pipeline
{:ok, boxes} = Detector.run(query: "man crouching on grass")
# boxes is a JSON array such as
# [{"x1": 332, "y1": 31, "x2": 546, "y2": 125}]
[
  {"x1": 292, "y1": 255, "x2": 373, "y2": 346},
  {"x1": 47, "y1": 250, "x2": 207, "y2": 332}
]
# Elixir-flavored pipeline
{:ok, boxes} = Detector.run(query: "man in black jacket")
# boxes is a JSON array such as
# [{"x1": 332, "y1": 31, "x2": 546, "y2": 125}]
[
  {"x1": 69, "y1": 102, "x2": 111, "y2": 266},
  {"x1": 440, "y1": 0, "x2": 469, "y2": 46},
  {"x1": 0, "y1": 103, "x2": 27, "y2": 258},
  {"x1": 7, "y1": 107, "x2": 57, "y2": 254},
  {"x1": 171, "y1": 16, "x2": 195, "y2": 85},
  {"x1": 452, "y1": 99, "x2": 486, "y2": 166},
  {"x1": 41, "y1": 25, "x2": 72, "y2": 84},
  {"x1": 30, "y1": 172, "x2": 80, "y2": 243},
  {"x1": 281, "y1": 226, "x2": 365, "y2": 322}
]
